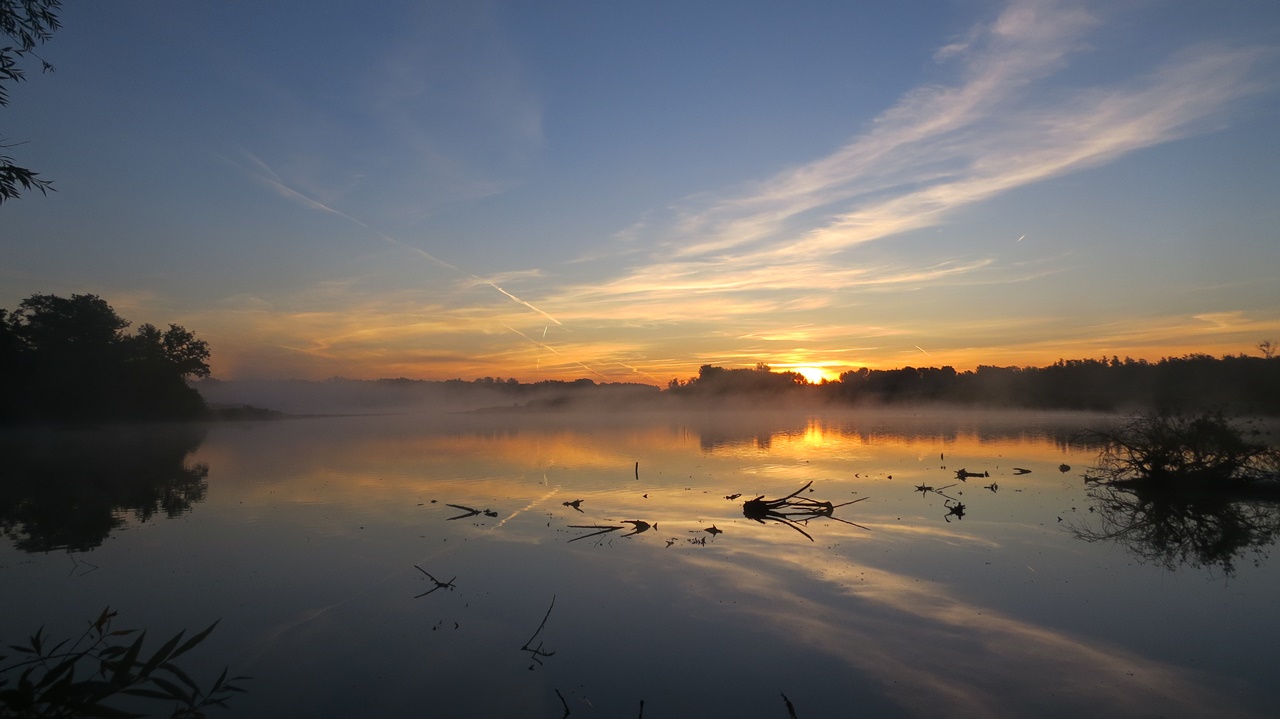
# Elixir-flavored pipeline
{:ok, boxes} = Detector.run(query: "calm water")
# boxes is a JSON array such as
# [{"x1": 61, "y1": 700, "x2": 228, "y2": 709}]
[{"x1": 3, "y1": 410, "x2": 1278, "y2": 718}]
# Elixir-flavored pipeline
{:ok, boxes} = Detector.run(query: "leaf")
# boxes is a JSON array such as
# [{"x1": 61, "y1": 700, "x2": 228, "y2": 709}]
[
  {"x1": 34, "y1": 655, "x2": 78, "y2": 688},
  {"x1": 139, "y1": 631, "x2": 185, "y2": 677},
  {"x1": 169, "y1": 620, "x2": 218, "y2": 660},
  {"x1": 146, "y1": 676, "x2": 191, "y2": 701},
  {"x1": 158, "y1": 662, "x2": 199, "y2": 692},
  {"x1": 111, "y1": 631, "x2": 146, "y2": 685},
  {"x1": 120, "y1": 687, "x2": 174, "y2": 700},
  {"x1": 212, "y1": 666, "x2": 228, "y2": 690},
  {"x1": 93, "y1": 607, "x2": 116, "y2": 634},
  {"x1": 63, "y1": 700, "x2": 146, "y2": 719}
]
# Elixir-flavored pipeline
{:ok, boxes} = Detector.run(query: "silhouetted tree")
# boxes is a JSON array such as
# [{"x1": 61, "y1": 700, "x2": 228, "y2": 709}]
[
  {"x1": 1, "y1": 0, "x2": 60, "y2": 203},
  {"x1": 0, "y1": 293, "x2": 211, "y2": 422}
]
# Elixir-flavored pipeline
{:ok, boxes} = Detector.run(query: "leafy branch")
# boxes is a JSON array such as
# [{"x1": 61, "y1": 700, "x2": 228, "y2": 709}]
[{"x1": 0, "y1": 607, "x2": 248, "y2": 718}]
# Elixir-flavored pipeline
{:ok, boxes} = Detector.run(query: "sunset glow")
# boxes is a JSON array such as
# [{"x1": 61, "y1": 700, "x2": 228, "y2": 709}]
[
  {"x1": 3, "y1": 1, "x2": 1278, "y2": 382},
  {"x1": 793, "y1": 367, "x2": 836, "y2": 385}
]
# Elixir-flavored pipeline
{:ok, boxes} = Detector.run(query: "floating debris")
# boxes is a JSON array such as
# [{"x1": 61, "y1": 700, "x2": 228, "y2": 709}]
[
  {"x1": 955, "y1": 468, "x2": 988, "y2": 481},
  {"x1": 445, "y1": 504, "x2": 484, "y2": 520},
  {"x1": 1013, "y1": 467, "x2": 1032, "y2": 475},
  {"x1": 944, "y1": 499, "x2": 966, "y2": 522},
  {"x1": 742, "y1": 481, "x2": 868, "y2": 541},
  {"x1": 1059, "y1": 464, "x2": 1072, "y2": 473},
  {"x1": 567, "y1": 525, "x2": 622, "y2": 543},
  {"x1": 413, "y1": 565, "x2": 456, "y2": 598},
  {"x1": 563, "y1": 499, "x2": 585, "y2": 512},
  {"x1": 782, "y1": 692, "x2": 799, "y2": 719},
  {"x1": 520, "y1": 596, "x2": 557, "y2": 669},
  {"x1": 620, "y1": 520, "x2": 655, "y2": 536}
]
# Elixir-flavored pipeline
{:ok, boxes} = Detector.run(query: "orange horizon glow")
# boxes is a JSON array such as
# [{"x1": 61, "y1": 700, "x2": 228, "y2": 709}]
[{"x1": 204, "y1": 337, "x2": 1273, "y2": 385}]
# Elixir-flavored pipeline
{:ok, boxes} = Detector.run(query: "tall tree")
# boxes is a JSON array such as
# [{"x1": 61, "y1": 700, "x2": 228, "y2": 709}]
[
  {"x1": 1, "y1": 293, "x2": 212, "y2": 422},
  {"x1": 1, "y1": 0, "x2": 60, "y2": 203}
]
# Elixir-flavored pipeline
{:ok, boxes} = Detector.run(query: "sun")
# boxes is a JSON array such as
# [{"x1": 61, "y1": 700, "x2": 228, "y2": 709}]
[{"x1": 793, "y1": 366, "x2": 832, "y2": 384}]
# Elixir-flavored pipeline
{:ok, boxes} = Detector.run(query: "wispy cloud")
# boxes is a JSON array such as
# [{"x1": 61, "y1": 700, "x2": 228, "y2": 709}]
[
  {"x1": 563, "y1": 0, "x2": 1270, "y2": 317},
  {"x1": 201, "y1": 0, "x2": 1275, "y2": 380}
]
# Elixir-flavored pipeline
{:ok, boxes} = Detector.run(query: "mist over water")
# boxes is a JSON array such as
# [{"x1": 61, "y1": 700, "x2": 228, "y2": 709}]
[{"x1": 3, "y1": 409, "x2": 1277, "y2": 718}]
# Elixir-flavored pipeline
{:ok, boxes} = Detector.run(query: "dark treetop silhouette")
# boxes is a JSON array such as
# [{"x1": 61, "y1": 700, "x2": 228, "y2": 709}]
[
  {"x1": 0, "y1": 0, "x2": 61, "y2": 203},
  {"x1": 0, "y1": 293, "x2": 211, "y2": 423}
]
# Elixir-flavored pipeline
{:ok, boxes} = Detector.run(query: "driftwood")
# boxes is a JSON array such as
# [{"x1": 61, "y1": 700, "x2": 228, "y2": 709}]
[
  {"x1": 521, "y1": 596, "x2": 557, "y2": 669},
  {"x1": 446, "y1": 503, "x2": 498, "y2": 520},
  {"x1": 915, "y1": 483, "x2": 956, "y2": 500},
  {"x1": 620, "y1": 520, "x2": 655, "y2": 536},
  {"x1": 567, "y1": 524, "x2": 622, "y2": 543},
  {"x1": 742, "y1": 481, "x2": 868, "y2": 541},
  {"x1": 413, "y1": 565, "x2": 456, "y2": 597}
]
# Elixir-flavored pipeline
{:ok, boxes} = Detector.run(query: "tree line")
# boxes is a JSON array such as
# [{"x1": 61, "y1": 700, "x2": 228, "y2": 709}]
[
  {"x1": 7, "y1": 292, "x2": 1276, "y2": 422},
  {"x1": 1, "y1": 293, "x2": 211, "y2": 423},
  {"x1": 665, "y1": 356, "x2": 1280, "y2": 414}
]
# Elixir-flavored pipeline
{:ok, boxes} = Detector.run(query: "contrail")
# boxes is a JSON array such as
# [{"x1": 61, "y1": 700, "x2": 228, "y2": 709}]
[
  {"x1": 915, "y1": 345, "x2": 932, "y2": 356},
  {"x1": 502, "y1": 325, "x2": 607, "y2": 379},
  {"x1": 493, "y1": 488, "x2": 561, "y2": 530},
  {"x1": 616, "y1": 361, "x2": 665, "y2": 384},
  {"x1": 1016, "y1": 234, "x2": 1026, "y2": 243},
  {"x1": 230, "y1": 150, "x2": 564, "y2": 327}
]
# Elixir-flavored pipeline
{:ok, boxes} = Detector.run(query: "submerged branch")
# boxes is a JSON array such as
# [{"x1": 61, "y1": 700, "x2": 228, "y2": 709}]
[
  {"x1": 521, "y1": 596, "x2": 557, "y2": 668},
  {"x1": 742, "y1": 483, "x2": 869, "y2": 541}
]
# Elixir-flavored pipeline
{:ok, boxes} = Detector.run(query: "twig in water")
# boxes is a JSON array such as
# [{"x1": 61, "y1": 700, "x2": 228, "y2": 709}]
[
  {"x1": 445, "y1": 503, "x2": 483, "y2": 520},
  {"x1": 742, "y1": 481, "x2": 870, "y2": 540},
  {"x1": 621, "y1": 520, "x2": 655, "y2": 536},
  {"x1": 413, "y1": 565, "x2": 456, "y2": 597},
  {"x1": 521, "y1": 596, "x2": 557, "y2": 669},
  {"x1": 68, "y1": 554, "x2": 99, "y2": 576},
  {"x1": 927, "y1": 483, "x2": 958, "y2": 501},
  {"x1": 568, "y1": 524, "x2": 623, "y2": 543},
  {"x1": 555, "y1": 688, "x2": 570, "y2": 717},
  {"x1": 781, "y1": 692, "x2": 798, "y2": 718}
]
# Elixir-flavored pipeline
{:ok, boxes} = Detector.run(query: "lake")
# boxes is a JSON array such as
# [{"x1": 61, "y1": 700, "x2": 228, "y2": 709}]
[{"x1": 3, "y1": 409, "x2": 1278, "y2": 718}]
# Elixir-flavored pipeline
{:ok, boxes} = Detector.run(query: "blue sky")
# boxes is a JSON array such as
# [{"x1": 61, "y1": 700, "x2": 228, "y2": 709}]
[{"x1": 3, "y1": 0, "x2": 1279, "y2": 382}]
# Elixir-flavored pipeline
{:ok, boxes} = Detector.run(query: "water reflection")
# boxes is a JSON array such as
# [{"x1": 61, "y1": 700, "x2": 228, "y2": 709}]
[
  {"x1": 687, "y1": 410, "x2": 1099, "y2": 453},
  {"x1": 0, "y1": 425, "x2": 208, "y2": 552},
  {"x1": 5, "y1": 411, "x2": 1275, "y2": 718},
  {"x1": 1070, "y1": 481, "x2": 1280, "y2": 575}
]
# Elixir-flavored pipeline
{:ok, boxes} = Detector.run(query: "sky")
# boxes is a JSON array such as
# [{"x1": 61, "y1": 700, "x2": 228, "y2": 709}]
[{"x1": 3, "y1": 0, "x2": 1279, "y2": 384}]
